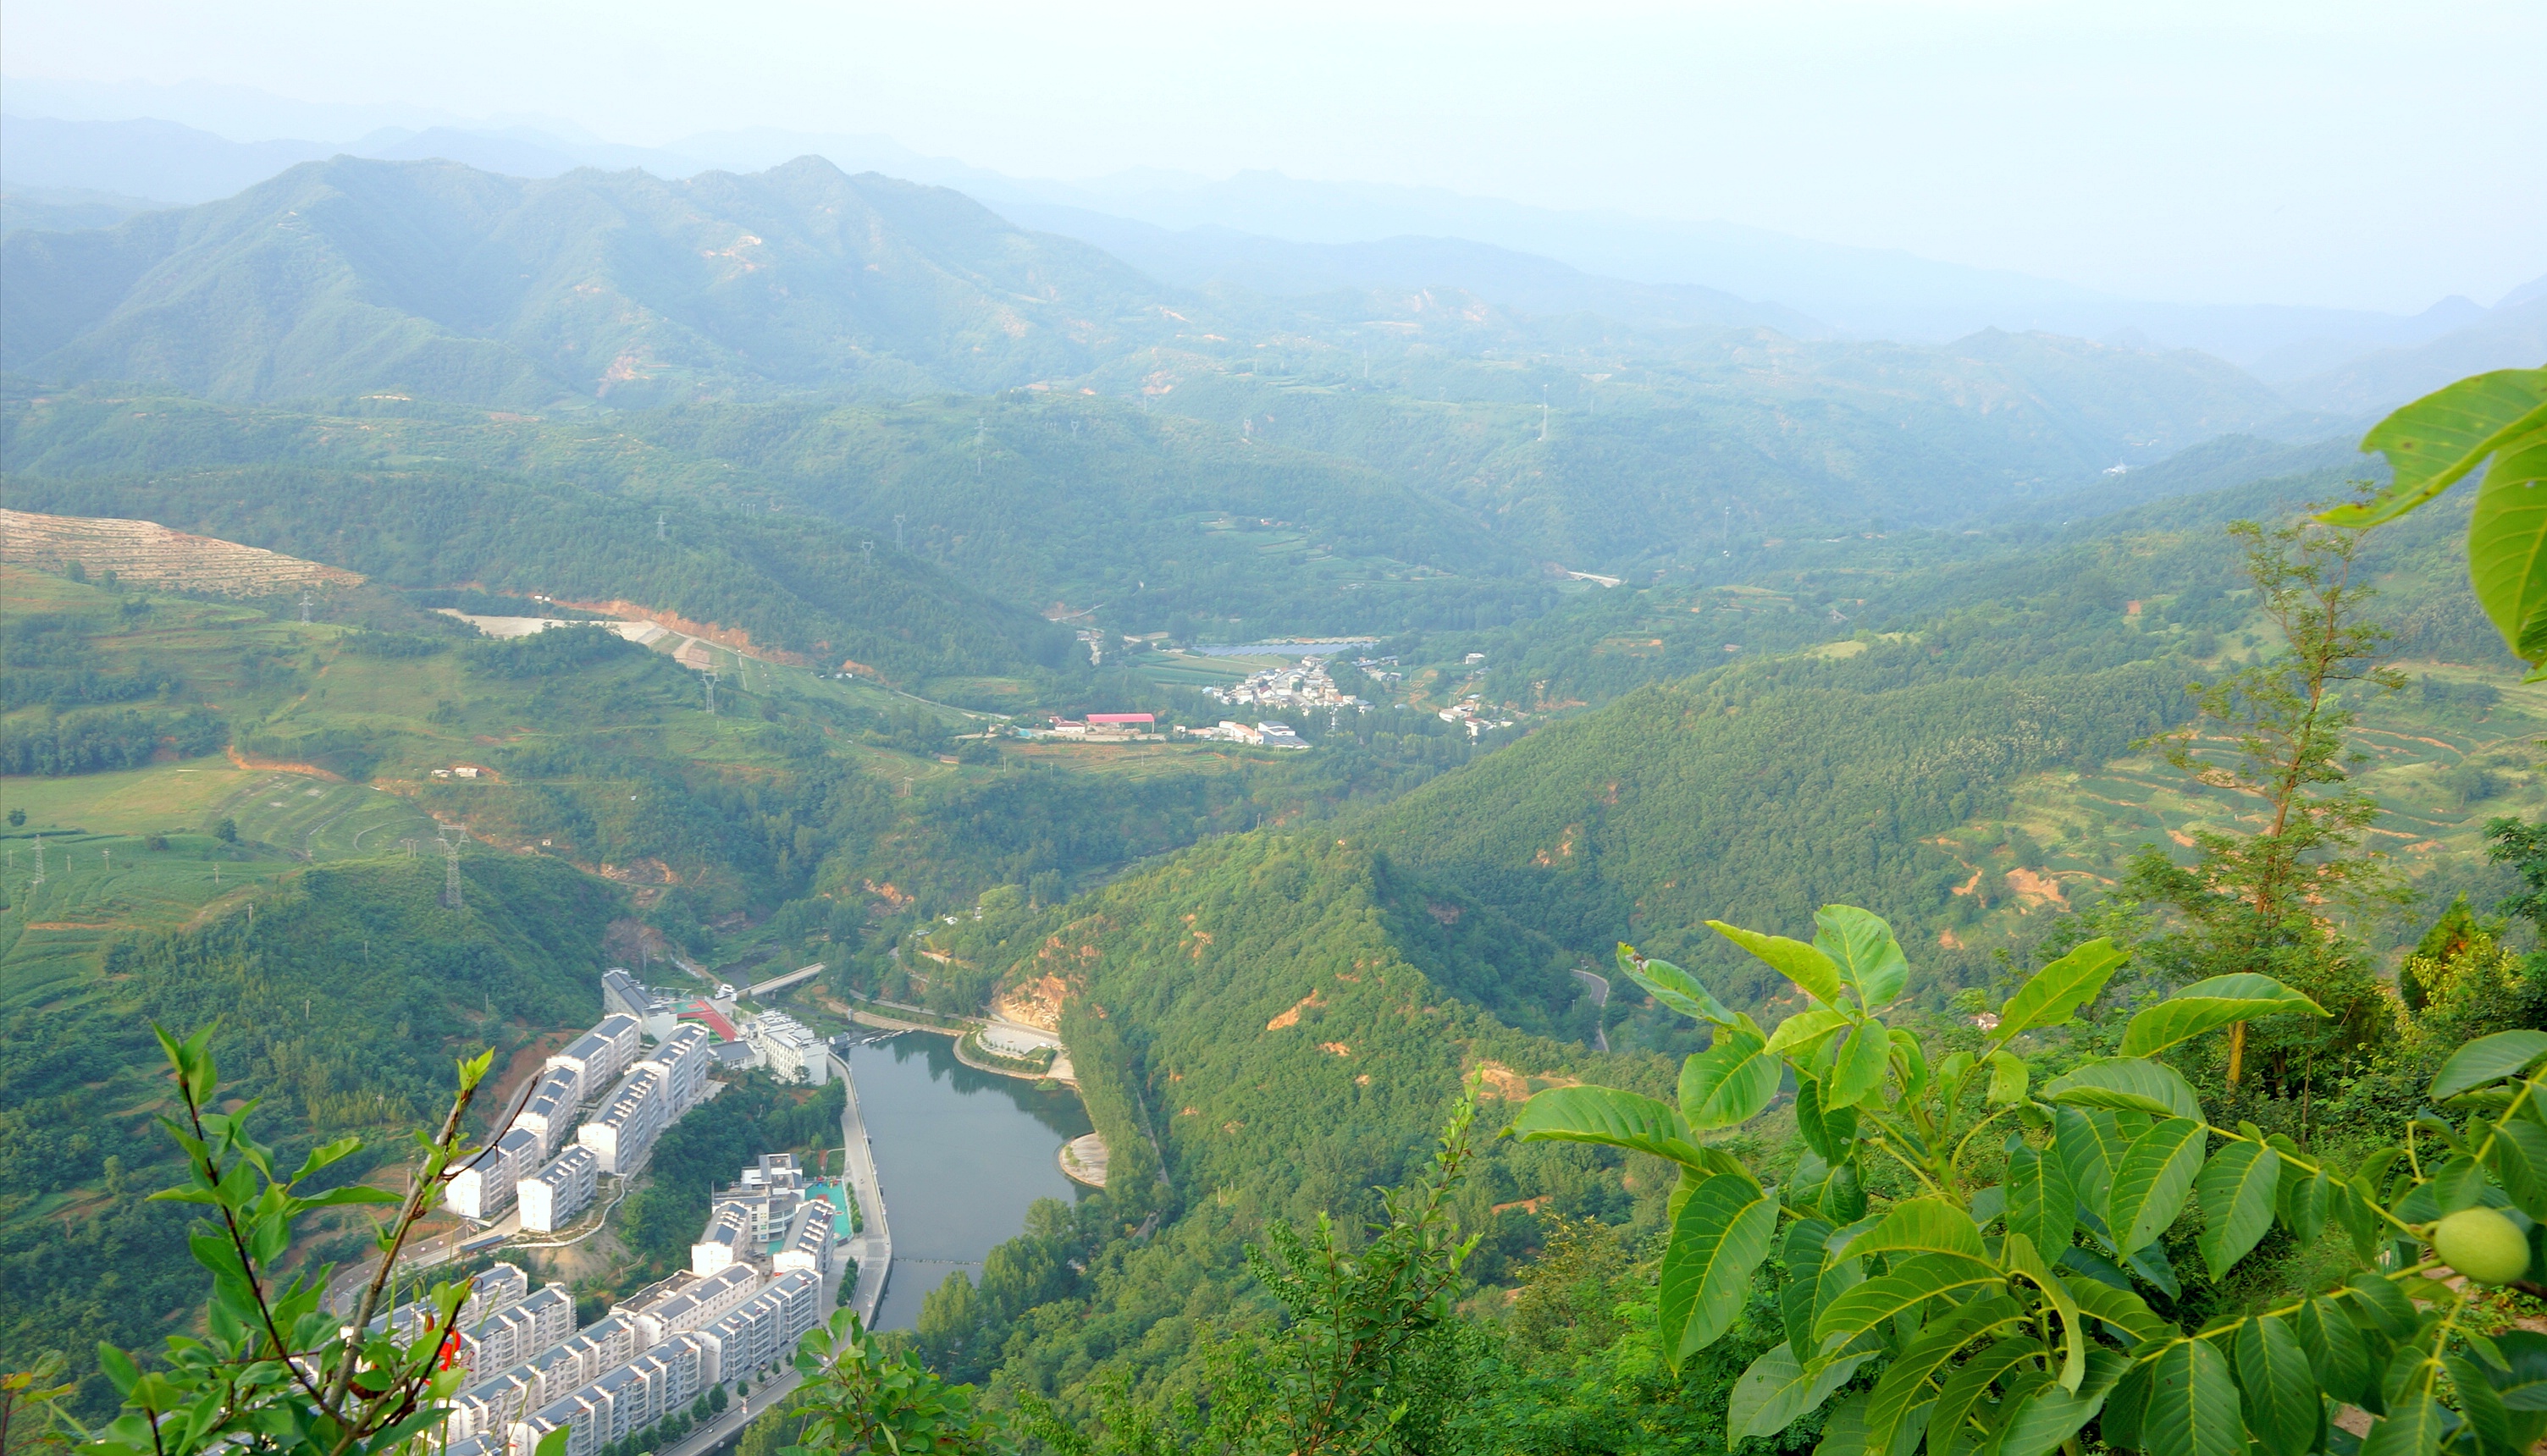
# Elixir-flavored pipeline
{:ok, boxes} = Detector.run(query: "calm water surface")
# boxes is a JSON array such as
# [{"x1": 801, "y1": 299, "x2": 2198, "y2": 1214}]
[{"x1": 848, "y1": 1034, "x2": 1090, "y2": 1331}]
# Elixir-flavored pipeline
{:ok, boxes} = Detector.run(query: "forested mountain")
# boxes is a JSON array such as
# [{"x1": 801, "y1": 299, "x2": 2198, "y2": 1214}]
[{"x1": 0, "y1": 155, "x2": 1185, "y2": 405}]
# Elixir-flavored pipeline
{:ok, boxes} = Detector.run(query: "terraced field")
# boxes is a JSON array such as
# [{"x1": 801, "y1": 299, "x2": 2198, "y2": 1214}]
[{"x1": 1930, "y1": 659, "x2": 2545, "y2": 942}]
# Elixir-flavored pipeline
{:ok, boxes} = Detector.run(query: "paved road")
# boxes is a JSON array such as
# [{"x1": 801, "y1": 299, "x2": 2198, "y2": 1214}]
[
  {"x1": 834, "y1": 1051, "x2": 892, "y2": 1326},
  {"x1": 1572, "y1": 968, "x2": 1611, "y2": 1053}
]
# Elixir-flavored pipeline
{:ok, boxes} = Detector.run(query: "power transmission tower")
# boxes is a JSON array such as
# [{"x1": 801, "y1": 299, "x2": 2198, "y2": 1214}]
[
  {"x1": 974, "y1": 418, "x2": 985, "y2": 477},
  {"x1": 893, "y1": 515, "x2": 905, "y2": 551},
  {"x1": 1540, "y1": 387, "x2": 1550, "y2": 443},
  {"x1": 298, "y1": 591, "x2": 316, "y2": 624},
  {"x1": 704, "y1": 670, "x2": 718, "y2": 716},
  {"x1": 657, "y1": 512, "x2": 668, "y2": 542},
  {"x1": 29, "y1": 836, "x2": 41, "y2": 891},
  {"x1": 860, "y1": 541, "x2": 873, "y2": 566},
  {"x1": 440, "y1": 829, "x2": 465, "y2": 910}
]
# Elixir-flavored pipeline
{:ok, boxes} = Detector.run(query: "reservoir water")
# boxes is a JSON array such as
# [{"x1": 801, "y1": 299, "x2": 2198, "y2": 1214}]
[{"x1": 848, "y1": 1033, "x2": 1092, "y2": 1331}]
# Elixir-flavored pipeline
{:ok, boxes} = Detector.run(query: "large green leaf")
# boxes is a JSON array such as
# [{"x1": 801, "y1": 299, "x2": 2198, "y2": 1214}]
[
  {"x1": 1730, "y1": 1341, "x2": 1874, "y2": 1443},
  {"x1": 2318, "y1": 368, "x2": 2547, "y2": 527},
  {"x1": 2119, "y1": 974, "x2": 2325, "y2": 1059},
  {"x1": 1813, "y1": 1392, "x2": 1872, "y2": 1456},
  {"x1": 2293, "y1": 1294, "x2": 2372, "y2": 1407},
  {"x1": 2430, "y1": 1030, "x2": 2547, "y2": 1100},
  {"x1": 2195, "y1": 1139, "x2": 2281, "y2": 1279},
  {"x1": 1660, "y1": 1172, "x2": 1779, "y2": 1366},
  {"x1": 2143, "y1": 1338, "x2": 2244, "y2": 1456},
  {"x1": 2003, "y1": 1231, "x2": 2086, "y2": 1393},
  {"x1": 2358, "y1": 1396, "x2": 2447, "y2": 1456},
  {"x1": 1862, "y1": 1296, "x2": 2024, "y2": 1456},
  {"x1": 2005, "y1": 1136, "x2": 2076, "y2": 1260},
  {"x1": 1681, "y1": 1016, "x2": 1781, "y2": 1128},
  {"x1": 1993, "y1": 938, "x2": 2129, "y2": 1040},
  {"x1": 1925, "y1": 1338, "x2": 2046, "y2": 1455},
  {"x1": 1848, "y1": 1196, "x2": 1988, "y2": 1263},
  {"x1": 1511, "y1": 1085, "x2": 1703, "y2": 1164},
  {"x1": 2471, "y1": 436, "x2": 2547, "y2": 670},
  {"x1": 1986, "y1": 1051, "x2": 2030, "y2": 1106},
  {"x1": 2055, "y1": 1106, "x2": 2124, "y2": 1224},
  {"x1": 1980, "y1": 1346, "x2": 2129, "y2": 1456},
  {"x1": 1815, "y1": 904, "x2": 1909, "y2": 1012},
  {"x1": 2233, "y1": 1315, "x2": 2318, "y2": 1456},
  {"x1": 1767, "y1": 1007, "x2": 1856, "y2": 1058},
  {"x1": 1621, "y1": 946, "x2": 1735, "y2": 1026},
  {"x1": 1710, "y1": 918, "x2": 1848, "y2": 1007},
  {"x1": 1826, "y1": 1021, "x2": 1892, "y2": 1110},
  {"x1": 2491, "y1": 1117, "x2": 2547, "y2": 1221},
  {"x1": 1795, "y1": 1076, "x2": 1860, "y2": 1163},
  {"x1": 1815, "y1": 1254, "x2": 2004, "y2": 1352},
  {"x1": 2045, "y1": 1057, "x2": 2200, "y2": 1121},
  {"x1": 2058, "y1": 1273, "x2": 2169, "y2": 1347},
  {"x1": 2108, "y1": 1117, "x2": 2206, "y2": 1255}
]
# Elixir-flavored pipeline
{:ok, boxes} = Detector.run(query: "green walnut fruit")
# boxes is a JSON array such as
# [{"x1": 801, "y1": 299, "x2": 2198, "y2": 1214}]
[{"x1": 2432, "y1": 1207, "x2": 2532, "y2": 1286}]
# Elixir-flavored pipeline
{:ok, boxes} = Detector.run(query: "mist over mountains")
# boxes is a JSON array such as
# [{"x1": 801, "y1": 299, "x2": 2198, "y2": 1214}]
[{"x1": 5, "y1": 94, "x2": 2539, "y2": 401}]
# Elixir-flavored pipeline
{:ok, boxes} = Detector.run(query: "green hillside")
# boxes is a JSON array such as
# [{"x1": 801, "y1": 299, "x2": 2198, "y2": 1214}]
[{"x1": 1, "y1": 157, "x2": 1187, "y2": 405}]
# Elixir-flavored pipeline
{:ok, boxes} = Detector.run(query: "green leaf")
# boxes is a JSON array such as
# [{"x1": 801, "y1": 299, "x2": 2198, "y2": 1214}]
[
  {"x1": 1815, "y1": 1254, "x2": 2004, "y2": 1353},
  {"x1": 1848, "y1": 1197, "x2": 1987, "y2": 1262},
  {"x1": 2003, "y1": 1230, "x2": 2086, "y2": 1393},
  {"x1": 1660, "y1": 1172, "x2": 1779, "y2": 1366},
  {"x1": 2492, "y1": 1117, "x2": 2547, "y2": 1221},
  {"x1": 2119, "y1": 973, "x2": 2326, "y2": 1059},
  {"x1": 1924, "y1": 1338, "x2": 2045, "y2": 1456},
  {"x1": 2443, "y1": 1353, "x2": 2513, "y2": 1454},
  {"x1": 2317, "y1": 368, "x2": 2547, "y2": 527},
  {"x1": 2472, "y1": 437, "x2": 2547, "y2": 670},
  {"x1": 1986, "y1": 1051, "x2": 2029, "y2": 1106},
  {"x1": 1710, "y1": 918, "x2": 1848, "y2": 1007},
  {"x1": 2430, "y1": 1030, "x2": 2547, "y2": 1100},
  {"x1": 1861, "y1": 1296, "x2": 2024, "y2": 1456},
  {"x1": 536, "y1": 1427, "x2": 572, "y2": 1456},
  {"x1": 1993, "y1": 937, "x2": 2129, "y2": 1040},
  {"x1": 1621, "y1": 946, "x2": 1735, "y2": 1026},
  {"x1": 2295, "y1": 1294, "x2": 2373, "y2": 1407},
  {"x1": 2358, "y1": 1396, "x2": 2447, "y2": 1456},
  {"x1": 1814, "y1": 904, "x2": 1909, "y2": 1012},
  {"x1": 1768, "y1": 1007, "x2": 1856, "y2": 1058},
  {"x1": 1730, "y1": 1341, "x2": 1876, "y2": 1443},
  {"x1": 2233, "y1": 1315, "x2": 2318, "y2": 1456},
  {"x1": 2058, "y1": 1272, "x2": 2169, "y2": 1348},
  {"x1": 2195, "y1": 1139, "x2": 2281, "y2": 1279},
  {"x1": 2101, "y1": 1360, "x2": 2154, "y2": 1452},
  {"x1": 2108, "y1": 1117, "x2": 2206, "y2": 1254},
  {"x1": 2144, "y1": 1337, "x2": 2244, "y2": 1456},
  {"x1": 2044, "y1": 1057, "x2": 2200, "y2": 1121},
  {"x1": 1795, "y1": 1076, "x2": 1860, "y2": 1163},
  {"x1": 1814, "y1": 1392, "x2": 1872, "y2": 1456},
  {"x1": 1783, "y1": 1219, "x2": 1837, "y2": 1354},
  {"x1": 2270, "y1": 1136, "x2": 2333, "y2": 1245},
  {"x1": 1511, "y1": 1085, "x2": 1703, "y2": 1165},
  {"x1": 2005, "y1": 1136, "x2": 2076, "y2": 1260},
  {"x1": 1826, "y1": 1022, "x2": 1892, "y2": 1111},
  {"x1": 2342, "y1": 1273, "x2": 2417, "y2": 1339},
  {"x1": 1681, "y1": 1016, "x2": 1781, "y2": 1128},
  {"x1": 2056, "y1": 1106, "x2": 2124, "y2": 1226},
  {"x1": 1980, "y1": 1346, "x2": 2129, "y2": 1456}
]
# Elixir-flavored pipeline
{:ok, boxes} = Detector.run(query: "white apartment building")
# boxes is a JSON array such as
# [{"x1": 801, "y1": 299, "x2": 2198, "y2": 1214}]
[
  {"x1": 638, "y1": 1023, "x2": 712, "y2": 1112},
  {"x1": 447, "y1": 1128, "x2": 541, "y2": 1221},
  {"x1": 773, "y1": 1200, "x2": 835, "y2": 1281},
  {"x1": 577, "y1": 1066, "x2": 667, "y2": 1176},
  {"x1": 517, "y1": 1144, "x2": 599, "y2": 1234},
  {"x1": 545, "y1": 1014, "x2": 642, "y2": 1094},
  {"x1": 689, "y1": 1201, "x2": 751, "y2": 1277},
  {"x1": 629, "y1": 1265, "x2": 762, "y2": 1348},
  {"x1": 744, "y1": 1011, "x2": 828, "y2": 1085},
  {"x1": 516, "y1": 1067, "x2": 583, "y2": 1159},
  {"x1": 462, "y1": 1284, "x2": 577, "y2": 1376}
]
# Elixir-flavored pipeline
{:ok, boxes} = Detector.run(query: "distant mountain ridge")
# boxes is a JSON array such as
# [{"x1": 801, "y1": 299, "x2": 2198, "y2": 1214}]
[{"x1": 1, "y1": 155, "x2": 1181, "y2": 405}]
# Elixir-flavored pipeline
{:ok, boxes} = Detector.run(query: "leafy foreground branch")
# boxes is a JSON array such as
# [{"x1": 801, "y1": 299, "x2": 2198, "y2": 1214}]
[
  {"x1": 7, "y1": 1026, "x2": 572, "y2": 1456},
  {"x1": 1516, "y1": 906, "x2": 2547, "y2": 1456}
]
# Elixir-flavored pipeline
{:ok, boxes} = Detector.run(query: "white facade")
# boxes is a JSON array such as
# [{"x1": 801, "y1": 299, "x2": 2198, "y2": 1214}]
[
  {"x1": 446, "y1": 1128, "x2": 540, "y2": 1220},
  {"x1": 639, "y1": 1023, "x2": 713, "y2": 1113},
  {"x1": 517, "y1": 1145, "x2": 599, "y2": 1234},
  {"x1": 773, "y1": 1200, "x2": 834, "y2": 1281},
  {"x1": 745, "y1": 1011, "x2": 828, "y2": 1085},
  {"x1": 463, "y1": 1284, "x2": 577, "y2": 1376},
  {"x1": 577, "y1": 1067, "x2": 667, "y2": 1176},
  {"x1": 630, "y1": 1265, "x2": 762, "y2": 1348},
  {"x1": 689, "y1": 1201, "x2": 751, "y2": 1277},
  {"x1": 546, "y1": 1014, "x2": 642, "y2": 1094},
  {"x1": 517, "y1": 1067, "x2": 583, "y2": 1159}
]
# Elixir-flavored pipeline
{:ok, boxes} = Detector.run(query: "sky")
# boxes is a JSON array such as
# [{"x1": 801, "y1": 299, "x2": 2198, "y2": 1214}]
[{"x1": 3, "y1": 0, "x2": 2541, "y2": 312}]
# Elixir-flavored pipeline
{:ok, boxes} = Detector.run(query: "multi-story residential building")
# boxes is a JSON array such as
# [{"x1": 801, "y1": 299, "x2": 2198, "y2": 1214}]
[
  {"x1": 627, "y1": 1265, "x2": 762, "y2": 1348},
  {"x1": 689, "y1": 1201, "x2": 751, "y2": 1277},
  {"x1": 744, "y1": 1011, "x2": 828, "y2": 1084},
  {"x1": 447, "y1": 1127, "x2": 541, "y2": 1221},
  {"x1": 461, "y1": 1284, "x2": 577, "y2": 1376},
  {"x1": 366, "y1": 1261, "x2": 528, "y2": 1344},
  {"x1": 544, "y1": 1014, "x2": 642, "y2": 1095},
  {"x1": 516, "y1": 1067, "x2": 583, "y2": 1159},
  {"x1": 638, "y1": 1023, "x2": 712, "y2": 1113},
  {"x1": 517, "y1": 1144, "x2": 599, "y2": 1234},
  {"x1": 577, "y1": 1066, "x2": 667, "y2": 1176},
  {"x1": 773, "y1": 1200, "x2": 834, "y2": 1281}
]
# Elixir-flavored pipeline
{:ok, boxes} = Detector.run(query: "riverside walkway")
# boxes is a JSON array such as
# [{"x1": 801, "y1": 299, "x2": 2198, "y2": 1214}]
[{"x1": 837, "y1": 1049, "x2": 892, "y2": 1326}]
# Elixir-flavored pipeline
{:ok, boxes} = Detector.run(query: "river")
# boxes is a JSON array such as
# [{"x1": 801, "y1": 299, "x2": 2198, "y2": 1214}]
[{"x1": 846, "y1": 1033, "x2": 1092, "y2": 1331}]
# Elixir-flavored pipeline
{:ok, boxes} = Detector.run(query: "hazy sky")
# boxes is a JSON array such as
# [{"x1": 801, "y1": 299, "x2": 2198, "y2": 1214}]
[{"x1": 4, "y1": 0, "x2": 2540, "y2": 312}]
